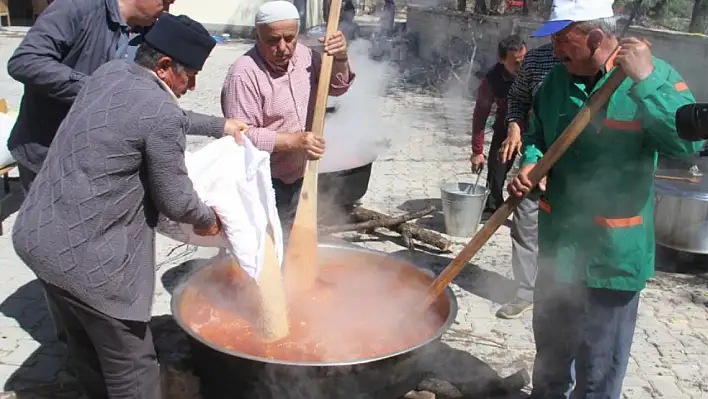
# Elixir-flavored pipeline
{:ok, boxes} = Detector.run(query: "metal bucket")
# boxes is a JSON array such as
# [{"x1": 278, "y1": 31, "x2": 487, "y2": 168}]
[{"x1": 440, "y1": 174, "x2": 489, "y2": 237}]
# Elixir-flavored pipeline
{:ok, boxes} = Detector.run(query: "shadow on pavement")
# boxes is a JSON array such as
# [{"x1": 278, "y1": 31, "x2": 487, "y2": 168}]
[{"x1": 0, "y1": 279, "x2": 73, "y2": 394}]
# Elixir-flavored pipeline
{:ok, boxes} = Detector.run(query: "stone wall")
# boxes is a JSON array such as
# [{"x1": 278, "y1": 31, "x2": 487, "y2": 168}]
[{"x1": 407, "y1": 6, "x2": 708, "y2": 101}]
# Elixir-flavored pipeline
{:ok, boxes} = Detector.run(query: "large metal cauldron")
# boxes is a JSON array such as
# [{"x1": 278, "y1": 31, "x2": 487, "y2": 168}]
[
  {"x1": 171, "y1": 243, "x2": 458, "y2": 399},
  {"x1": 655, "y1": 160, "x2": 708, "y2": 254}
]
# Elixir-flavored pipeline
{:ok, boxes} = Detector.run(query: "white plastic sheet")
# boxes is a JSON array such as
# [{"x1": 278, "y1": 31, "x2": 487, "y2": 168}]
[
  {"x1": 156, "y1": 137, "x2": 284, "y2": 280},
  {"x1": 0, "y1": 112, "x2": 17, "y2": 168}
]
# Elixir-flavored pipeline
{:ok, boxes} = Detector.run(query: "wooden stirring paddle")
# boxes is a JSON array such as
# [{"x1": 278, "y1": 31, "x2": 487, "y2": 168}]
[
  {"x1": 283, "y1": 0, "x2": 344, "y2": 293},
  {"x1": 257, "y1": 226, "x2": 290, "y2": 342},
  {"x1": 414, "y1": 67, "x2": 630, "y2": 315}
]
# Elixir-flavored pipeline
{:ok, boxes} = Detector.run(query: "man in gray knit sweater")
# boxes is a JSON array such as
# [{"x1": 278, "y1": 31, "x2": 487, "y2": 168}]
[{"x1": 12, "y1": 14, "x2": 228, "y2": 398}]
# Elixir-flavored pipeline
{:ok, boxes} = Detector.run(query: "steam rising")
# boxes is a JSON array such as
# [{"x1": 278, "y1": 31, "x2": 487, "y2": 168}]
[{"x1": 319, "y1": 39, "x2": 401, "y2": 174}]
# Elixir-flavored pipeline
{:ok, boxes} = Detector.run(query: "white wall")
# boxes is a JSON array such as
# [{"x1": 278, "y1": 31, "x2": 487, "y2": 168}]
[
  {"x1": 170, "y1": 0, "x2": 269, "y2": 34},
  {"x1": 170, "y1": 0, "x2": 327, "y2": 35}
]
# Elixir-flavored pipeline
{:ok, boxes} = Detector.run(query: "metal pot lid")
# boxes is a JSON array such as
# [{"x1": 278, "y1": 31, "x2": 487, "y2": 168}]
[{"x1": 655, "y1": 167, "x2": 708, "y2": 201}]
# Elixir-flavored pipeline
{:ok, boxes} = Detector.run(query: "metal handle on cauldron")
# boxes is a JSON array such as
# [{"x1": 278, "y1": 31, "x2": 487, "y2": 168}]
[{"x1": 414, "y1": 67, "x2": 630, "y2": 314}]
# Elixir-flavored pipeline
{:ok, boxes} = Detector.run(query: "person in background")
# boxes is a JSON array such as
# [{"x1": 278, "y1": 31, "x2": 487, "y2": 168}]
[
  {"x1": 12, "y1": 15, "x2": 228, "y2": 398},
  {"x1": 508, "y1": 0, "x2": 705, "y2": 397},
  {"x1": 493, "y1": 42, "x2": 559, "y2": 319},
  {"x1": 469, "y1": 34, "x2": 527, "y2": 213},
  {"x1": 221, "y1": 0, "x2": 355, "y2": 241},
  {"x1": 6, "y1": 0, "x2": 245, "y2": 193}
]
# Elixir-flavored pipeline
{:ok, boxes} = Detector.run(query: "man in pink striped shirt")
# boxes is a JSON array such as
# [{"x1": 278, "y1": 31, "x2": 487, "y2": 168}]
[{"x1": 221, "y1": 0, "x2": 355, "y2": 239}]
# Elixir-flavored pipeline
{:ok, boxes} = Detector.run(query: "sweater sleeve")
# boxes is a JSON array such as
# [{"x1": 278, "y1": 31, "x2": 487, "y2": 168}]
[
  {"x1": 144, "y1": 111, "x2": 216, "y2": 229},
  {"x1": 184, "y1": 111, "x2": 225, "y2": 139},
  {"x1": 471, "y1": 77, "x2": 493, "y2": 155},
  {"x1": 506, "y1": 57, "x2": 533, "y2": 126}
]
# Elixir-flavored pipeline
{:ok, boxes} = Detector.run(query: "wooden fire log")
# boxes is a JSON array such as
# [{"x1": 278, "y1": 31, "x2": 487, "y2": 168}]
[
  {"x1": 319, "y1": 205, "x2": 435, "y2": 234},
  {"x1": 351, "y1": 206, "x2": 452, "y2": 252}
]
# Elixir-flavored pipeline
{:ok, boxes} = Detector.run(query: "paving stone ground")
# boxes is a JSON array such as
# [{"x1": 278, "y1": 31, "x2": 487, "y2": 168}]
[{"x1": 0, "y1": 33, "x2": 706, "y2": 399}]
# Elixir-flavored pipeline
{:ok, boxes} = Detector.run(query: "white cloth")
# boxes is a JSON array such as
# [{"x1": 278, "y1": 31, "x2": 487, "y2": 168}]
[
  {"x1": 156, "y1": 137, "x2": 284, "y2": 281},
  {"x1": 255, "y1": 0, "x2": 300, "y2": 26},
  {"x1": 549, "y1": 0, "x2": 614, "y2": 22}
]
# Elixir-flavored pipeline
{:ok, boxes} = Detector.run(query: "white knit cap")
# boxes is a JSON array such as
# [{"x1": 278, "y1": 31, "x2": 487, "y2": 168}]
[
  {"x1": 255, "y1": 1, "x2": 300, "y2": 26},
  {"x1": 531, "y1": 0, "x2": 614, "y2": 37}
]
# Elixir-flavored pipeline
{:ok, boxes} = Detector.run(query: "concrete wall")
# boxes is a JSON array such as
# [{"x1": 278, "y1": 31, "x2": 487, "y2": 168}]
[{"x1": 407, "y1": 6, "x2": 708, "y2": 101}]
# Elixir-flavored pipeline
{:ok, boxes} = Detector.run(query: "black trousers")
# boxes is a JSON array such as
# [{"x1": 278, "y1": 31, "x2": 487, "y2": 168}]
[
  {"x1": 17, "y1": 163, "x2": 37, "y2": 194},
  {"x1": 272, "y1": 177, "x2": 303, "y2": 243},
  {"x1": 485, "y1": 128, "x2": 516, "y2": 210},
  {"x1": 42, "y1": 282, "x2": 162, "y2": 399}
]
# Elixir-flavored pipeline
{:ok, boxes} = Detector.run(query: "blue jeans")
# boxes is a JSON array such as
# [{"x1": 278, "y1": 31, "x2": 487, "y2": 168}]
[{"x1": 530, "y1": 270, "x2": 639, "y2": 399}]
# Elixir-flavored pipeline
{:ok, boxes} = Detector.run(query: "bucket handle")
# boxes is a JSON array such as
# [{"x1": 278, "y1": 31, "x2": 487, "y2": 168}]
[{"x1": 445, "y1": 172, "x2": 485, "y2": 184}]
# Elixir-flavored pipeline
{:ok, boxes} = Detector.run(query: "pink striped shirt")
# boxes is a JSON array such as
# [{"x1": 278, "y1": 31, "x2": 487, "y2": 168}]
[{"x1": 221, "y1": 44, "x2": 355, "y2": 184}]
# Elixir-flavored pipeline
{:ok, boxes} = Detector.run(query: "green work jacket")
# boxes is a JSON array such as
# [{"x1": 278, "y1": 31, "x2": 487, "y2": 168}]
[{"x1": 521, "y1": 57, "x2": 705, "y2": 291}]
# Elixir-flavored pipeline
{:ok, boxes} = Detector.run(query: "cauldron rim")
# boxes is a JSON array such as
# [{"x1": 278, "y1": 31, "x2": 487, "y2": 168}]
[{"x1": 170, "y1": 242, "x2": 459, "y2": 367}]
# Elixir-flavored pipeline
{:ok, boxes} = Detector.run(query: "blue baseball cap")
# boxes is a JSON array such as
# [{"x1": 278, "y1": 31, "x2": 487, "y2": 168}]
[{"x1": 531, "y1": 0, "x2": 615, "y2": 38}]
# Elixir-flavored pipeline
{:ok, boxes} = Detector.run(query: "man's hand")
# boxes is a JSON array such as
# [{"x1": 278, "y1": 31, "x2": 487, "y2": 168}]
[
  {"x1": 500, "y1": 122, "x2": 523, "y2": 163},
  {"x1": 508, "y1": 163, "x2": 546, "y2": 198},
  {"x1": 295, "y1": 131, "x2": 326, "y2": 160},
  {"x1": 470, "y1": 153, "x2": 485, "y2": 174},
  {"x1": 194, "y1": 208, "x2": 222, "y2": 236},
  {"x1": 616, "y1": 37, "x2": 654, "y2": 83},
  {"x1": 320, "y1": 31, "x2": 348, "y2": 61},
  {"x1": 223, "y1": 119, "x2": 248, "y2": 144}
]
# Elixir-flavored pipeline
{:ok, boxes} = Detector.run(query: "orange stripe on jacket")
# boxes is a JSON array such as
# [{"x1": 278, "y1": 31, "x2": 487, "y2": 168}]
[
  {"x1": 539, "y1": 199, "x2": 551, "y2": 213},
  {"x1": 603, "y1": 119, "x2": 641, "y2": 131},
  {"x1": 594, "y1": 216, "x2": 643, "y2": 228},
  {"x1": 674, "y1": 81, "x2": 689, "y2": 92}
]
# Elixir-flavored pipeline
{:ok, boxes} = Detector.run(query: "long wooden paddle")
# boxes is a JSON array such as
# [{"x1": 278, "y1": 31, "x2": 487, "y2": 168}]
[
  {"x1": 257, "y1": 227, "x2": 290, "y2": 342},
  {"x1": 415, "y1": 67, "x2": 629, "y2": 314},
  {"x1": 284, "y1": 0, "x2": 344, "y2": 293}
]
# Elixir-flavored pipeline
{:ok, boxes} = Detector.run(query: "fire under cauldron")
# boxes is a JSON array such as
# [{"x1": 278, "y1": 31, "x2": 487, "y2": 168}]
[{"x1": 171, "y1": 243, "x2": 457, "y2": 399}]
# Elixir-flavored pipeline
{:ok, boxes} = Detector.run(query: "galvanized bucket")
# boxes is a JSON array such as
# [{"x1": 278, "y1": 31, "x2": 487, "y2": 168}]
[{"x1": 440, "y1": 173, "x2": 490, "y2": 237}]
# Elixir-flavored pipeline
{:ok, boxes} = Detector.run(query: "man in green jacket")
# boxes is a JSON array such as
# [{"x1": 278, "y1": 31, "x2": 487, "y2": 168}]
[{"x1": 508, "y1": 0, "x2": 705, "y2": 397}]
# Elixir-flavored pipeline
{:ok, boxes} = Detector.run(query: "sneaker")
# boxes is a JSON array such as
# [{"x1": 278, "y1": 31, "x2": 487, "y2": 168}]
[{"x1": 495, "y1": 298, "x2": 533, "y2": 319}]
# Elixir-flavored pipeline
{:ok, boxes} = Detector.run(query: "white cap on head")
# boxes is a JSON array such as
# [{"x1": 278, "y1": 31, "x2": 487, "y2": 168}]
[
  {"x1": 255, "y1": 0, "x2": 300, "y2": 26},
  {"x1": 531, "y1": 0, "x2": 614, "y2": 37}
]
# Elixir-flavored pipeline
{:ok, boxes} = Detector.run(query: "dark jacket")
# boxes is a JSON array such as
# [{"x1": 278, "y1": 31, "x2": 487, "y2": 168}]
[
  {"x1": 6, "y1": 0, "x2": 222, "y2": 173},
  {"x1": 13, "y1": 60, "x2": 217, "y2": 322}
]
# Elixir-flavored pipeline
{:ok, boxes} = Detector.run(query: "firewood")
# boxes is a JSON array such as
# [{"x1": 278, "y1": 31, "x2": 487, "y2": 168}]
[
  {"x1": 400, "y1": 223, "x2": 415, "y2": 251},
  {"x1": 319, "y1": 205, "x2": 435, "y2": 234},
  {"x1": 351, "y1": 207, "x2": 452, "y2": 252}
]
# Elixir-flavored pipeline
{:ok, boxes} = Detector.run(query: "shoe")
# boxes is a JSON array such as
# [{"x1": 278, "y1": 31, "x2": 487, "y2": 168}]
[{"x1": 495, "y1": 298, "x2": 533, "y2": 319}]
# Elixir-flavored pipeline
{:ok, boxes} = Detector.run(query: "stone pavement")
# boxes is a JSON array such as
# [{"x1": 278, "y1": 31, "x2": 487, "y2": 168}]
[{"x1": 0, "y1": 33, "x2": 706, "y2": 399}]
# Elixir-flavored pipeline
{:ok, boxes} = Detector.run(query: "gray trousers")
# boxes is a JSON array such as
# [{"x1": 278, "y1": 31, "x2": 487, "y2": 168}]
[
  {"x1": 42, "y1": 282, "x2": 161, "y2": 399},
  {"x1": 510, "y1": 193, "x2": 539, "y2": 302}
]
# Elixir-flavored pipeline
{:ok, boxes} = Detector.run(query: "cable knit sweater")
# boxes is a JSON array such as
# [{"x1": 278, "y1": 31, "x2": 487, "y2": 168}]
[{"x1": 12, "y1": 60, "x2": 217, "y2": 321}]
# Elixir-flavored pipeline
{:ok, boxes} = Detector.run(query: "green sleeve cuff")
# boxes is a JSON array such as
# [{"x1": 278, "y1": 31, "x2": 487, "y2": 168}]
[
  {"x1": 520, "y1": 146, "x2": 543, "y2": 167},
  {"x1": 629, "y1": 69, "x2": 664, "y2": 101}
]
